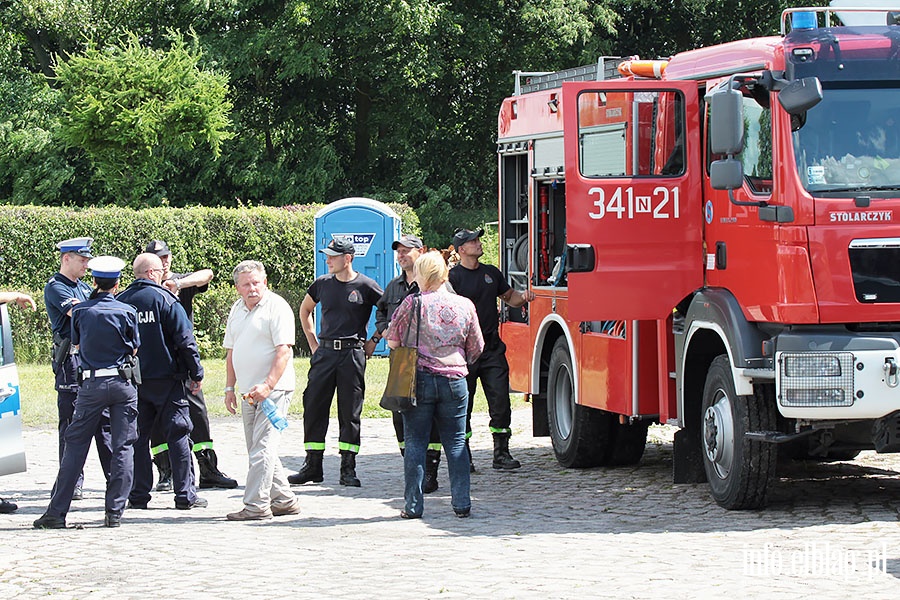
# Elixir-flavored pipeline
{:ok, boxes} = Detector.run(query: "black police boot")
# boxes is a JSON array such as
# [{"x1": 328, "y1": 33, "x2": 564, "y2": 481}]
[
  {"x1": 196, "y1": 449, "x2": 238, "y2": 489},
  {"x1": 423, "y1": 449, "x2": 441, "y2": 494},
  {"x1": 0, "y1": 497, "x2": 17, "y2": 514},
  {"x1": 466, "y1": 439, "x2": 476, "y2": 473},
  {"x1": 288, "y1": 450, "x2": 324, "y2": 485},
  {"x1": 339, "y1": 450, "x2": 361, "y2": 487},
  {"x1": 492, "y1": 432, "x2": 522, "y2": 470},
  {"x1": 153, "y1": 452, "x2": 173, "y2": 492}
]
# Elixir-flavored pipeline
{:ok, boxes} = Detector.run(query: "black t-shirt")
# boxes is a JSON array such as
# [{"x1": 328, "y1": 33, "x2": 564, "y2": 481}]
[
  {"x1": 448, "y1": 262, "x2": 510, "y2": 337},
  {"x1": 307, "y1": 273, "x2": 383, "y2": 340},
  {"x1": 168, "y1": 271, "x2": 209, "y2": 323}
]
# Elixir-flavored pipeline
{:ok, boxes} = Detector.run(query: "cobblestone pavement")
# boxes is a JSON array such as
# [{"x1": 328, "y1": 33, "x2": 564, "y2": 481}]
[{"x1": 1, "y1": 408, "x2": 899, "y2": 599}]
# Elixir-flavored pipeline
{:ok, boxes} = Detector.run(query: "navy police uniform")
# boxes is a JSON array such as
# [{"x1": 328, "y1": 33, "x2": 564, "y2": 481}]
[
  {"x1": 35, "y1": 256, "x2": 139, "y2": 529},
  {"x1": 117, "y1": 275, "x2": 205, "y2": 509},
  {"x1": 144, "y1": 240, "x2": 236, "y2": 490},
  {"x1": 42, "y1": 237, "x2": 112, "y2": 494}
]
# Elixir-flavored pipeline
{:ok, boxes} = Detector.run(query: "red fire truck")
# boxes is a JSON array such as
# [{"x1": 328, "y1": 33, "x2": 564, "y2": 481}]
[{"x1": 497, "y1": 6, "x2": 900, "y2": 509}]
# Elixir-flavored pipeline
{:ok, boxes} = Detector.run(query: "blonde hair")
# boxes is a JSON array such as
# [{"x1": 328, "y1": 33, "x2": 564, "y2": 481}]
[{"x1": 413, "y1": 251, "x2": 449, "y2": 291}]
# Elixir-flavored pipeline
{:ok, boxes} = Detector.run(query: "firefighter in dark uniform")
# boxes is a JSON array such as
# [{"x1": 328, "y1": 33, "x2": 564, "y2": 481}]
[
  {"x1": 144, "y1": 240, "x2": 236, "y2": 491},
  {"x1": 288, "y1": 238, "x2": 382, "y2": 487},
  {"x1": 366, "y1": 234, "x2": 444, "y2": 493},
  {"x1": 117, "y1": 252, "x2": 207, "y2": 510},
  {"x1": 42, "y1": 237, "x2": 112, "y2": 500},
  {"x1": 448, "y1": 228, "x2": 534, "y2": 471},
  {"x1": 34, "y1": 256, "x2": 140, "y2": 529}
]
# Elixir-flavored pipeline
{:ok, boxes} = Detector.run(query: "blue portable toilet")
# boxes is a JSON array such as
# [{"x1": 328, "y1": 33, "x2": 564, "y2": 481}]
[{"x1": 314, "y1": 198, "x2": 400, "y2": 356}]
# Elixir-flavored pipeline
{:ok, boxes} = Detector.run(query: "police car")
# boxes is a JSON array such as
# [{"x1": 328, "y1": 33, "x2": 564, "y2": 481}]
[{"x1": 0, "y1": 302, "x2": 26, "y2": 476}]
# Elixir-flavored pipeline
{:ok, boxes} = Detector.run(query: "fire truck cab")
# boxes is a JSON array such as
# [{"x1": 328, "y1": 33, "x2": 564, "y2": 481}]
[{"x1": 497, "y1": 6, "x2": 900, "y2": 509}]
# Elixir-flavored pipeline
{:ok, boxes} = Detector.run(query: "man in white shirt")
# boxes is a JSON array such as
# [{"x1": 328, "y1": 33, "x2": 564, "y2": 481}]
[{"x1": 223, "y1": 260, "x2": 300, "y2": 521}]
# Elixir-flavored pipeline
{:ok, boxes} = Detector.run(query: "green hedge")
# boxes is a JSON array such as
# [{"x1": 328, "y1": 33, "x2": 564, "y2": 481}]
[{"x1": 1, "y1": 204, "x2": 419, "y2": 361}]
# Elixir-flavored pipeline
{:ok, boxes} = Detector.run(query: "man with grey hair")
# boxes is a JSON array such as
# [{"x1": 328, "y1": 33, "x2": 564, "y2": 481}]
[{"x1": 223, "y1": 260, "x2": 299, "y2": 521}]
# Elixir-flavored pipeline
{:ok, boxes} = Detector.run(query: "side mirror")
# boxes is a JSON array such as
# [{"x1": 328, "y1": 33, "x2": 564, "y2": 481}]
[
  {"x1": 778, "y1": 77, "x2": 822, "y2": 115},
  {"x1": 710, "y1": 158, "x2": 744, "y2": 190},
  {"x1": 708, "y1": 88, "x2": 744, "y2": 155}
]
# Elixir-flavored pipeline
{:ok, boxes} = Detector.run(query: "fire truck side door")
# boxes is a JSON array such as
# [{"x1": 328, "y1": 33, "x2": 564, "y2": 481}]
[{"x1": 562, "y1": 80, "x2": 703, "y2": 320}]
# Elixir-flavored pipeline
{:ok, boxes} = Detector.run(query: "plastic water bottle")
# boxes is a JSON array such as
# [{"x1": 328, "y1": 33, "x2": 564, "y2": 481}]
[{"x1": 261, "y1": 397, "x2": 288, "y2": 431}]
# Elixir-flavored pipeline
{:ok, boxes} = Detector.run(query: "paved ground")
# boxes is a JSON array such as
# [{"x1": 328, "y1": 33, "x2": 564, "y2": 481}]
[{"x1": 1, "y1": 408, "x2": 899, "y2": 599}]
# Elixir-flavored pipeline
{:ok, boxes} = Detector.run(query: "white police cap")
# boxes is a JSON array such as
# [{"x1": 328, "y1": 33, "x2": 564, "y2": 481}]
[
  {"x1": 88, "y1": 256, "x2": 126, "y2": 279},
  {"x1": 56, "y1": 237, "x2": 94, "y2": 257}
]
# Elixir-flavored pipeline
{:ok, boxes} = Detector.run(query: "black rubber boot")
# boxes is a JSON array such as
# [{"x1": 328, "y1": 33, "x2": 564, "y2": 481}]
[
  {"x1": 339, "y1": 450, "x2": 361, "y2": 487},
  {"x1": 423, "y1": 449, "x2": 441, "y2": 494},
  {"x1": 492, "y1": 432, "x2": 522, "y2": 470},
  {"x1": 466, "y1": 439, "x2": 476, "y2": 473},
  {"x1": 288, "y1": 450, "x2": 324, "y2": 485},
  {"x1": 196, "y1": 449, "x2": 238, "y2": 489},
  {"x1": 153, "y1": 451, "x2": 173, "y2": 492}
]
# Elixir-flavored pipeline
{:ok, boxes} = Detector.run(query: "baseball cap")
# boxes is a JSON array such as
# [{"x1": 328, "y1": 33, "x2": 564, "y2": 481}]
[
  {"x1": 320, "y1": 238, "x2": 356, "y2": 256},
  {"x1": 392, "y1": 234, "x2": 424, "y2": 250},
  {"x1": 145, "y1": 240, "x2": 172, "y2": 257},
  {"x1": 452, "y1": 227, "x2": 484, "y2": 250},
  {"x1": 56, "y1": 237, "x2": 94, "y2": 258}
]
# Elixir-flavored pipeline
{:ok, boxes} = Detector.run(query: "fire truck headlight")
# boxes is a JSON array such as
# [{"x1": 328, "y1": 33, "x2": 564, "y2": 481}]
[
  {"x1": 778, "y1": 352, "x2": 855, "y2": 408},
  {"x1": 783, "y1": 355, "x2": 842, "y2": 377}
]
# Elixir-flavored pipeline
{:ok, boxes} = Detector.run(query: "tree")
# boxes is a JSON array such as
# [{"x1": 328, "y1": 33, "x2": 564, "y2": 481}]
[{"x1": 54, "y1": 33, "x2": 233, "y2": 205}]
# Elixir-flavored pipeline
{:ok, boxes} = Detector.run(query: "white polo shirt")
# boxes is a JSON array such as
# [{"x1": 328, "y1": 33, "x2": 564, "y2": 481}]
[{"x1": 223, "y1": 290, "x2": 295, "y2": 392}]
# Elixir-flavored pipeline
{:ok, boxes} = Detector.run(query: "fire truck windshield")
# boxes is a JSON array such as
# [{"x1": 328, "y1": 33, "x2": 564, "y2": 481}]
[{"x1": 792, "y1": 86, "x2": 900, "y2": 194}]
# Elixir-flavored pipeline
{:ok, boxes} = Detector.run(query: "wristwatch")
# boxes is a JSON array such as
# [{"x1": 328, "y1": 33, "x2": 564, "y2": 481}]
[
  {"x1": 224, "y1": 386, "x2": 235, "y2": 393},
  {"x1": 370, "y1": 334, "x2": 381, "y2": 343}
]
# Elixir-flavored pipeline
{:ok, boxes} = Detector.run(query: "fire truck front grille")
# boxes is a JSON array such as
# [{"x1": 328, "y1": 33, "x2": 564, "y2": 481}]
[
  {"x1": 849, "y1": 239, "x2": 900, "y2": 304},
  {"x1": 777, "y1": 352, "x2": 855, "y2": 408}
]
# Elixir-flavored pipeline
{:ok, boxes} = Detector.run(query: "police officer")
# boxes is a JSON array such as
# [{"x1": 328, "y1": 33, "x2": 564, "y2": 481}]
[
  {"x1": 289, "y1": 238, "x2": 382, "y2": 487},
  {"x1": 366, "y1": 234, "x2": 443, "y2": 493},
  {"x1": 448, "y1": 228, "x2": 535, "y2": 470},
  {"x1": 117, "y1": 253, "x2": 207, "y2": 510},
  {"x1": 143, "y1": 240, "x2": 236, "y2": 491},
  {"x1": 42, "y1": 237, "x2": 112, "y2": 500},
  {"x1": 34, "y1": 256, "x2": 140, "y2": 529}
]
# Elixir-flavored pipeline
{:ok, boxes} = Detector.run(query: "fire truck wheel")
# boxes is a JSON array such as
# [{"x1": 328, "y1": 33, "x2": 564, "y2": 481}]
[
  {"x1": 701, "y1": 355, "x2": 777, "y2": 510},
  {"x1": 547, "y1": 337, "x2": 612, "y2": 468}
]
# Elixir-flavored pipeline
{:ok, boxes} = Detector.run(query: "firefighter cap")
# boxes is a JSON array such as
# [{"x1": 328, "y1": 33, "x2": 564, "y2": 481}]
[
  {"x1": 56, "y1": 237, "x2": 94, "y2": 258},
  {"x1": 392, "y1": 234, "x2": 424, "y2": 250},
  {"x1": 452, "y1": 227, "x2": 484, "y2": 250},
  {"x1": 145, "y1": 240, "x2": 172, "y2": 257},
  {"x1": 320, "y1": 237, "x2": 356, "y2": 256},
  {"x1": 88, "y1": 256, "x2": 125, "y2": 279}
]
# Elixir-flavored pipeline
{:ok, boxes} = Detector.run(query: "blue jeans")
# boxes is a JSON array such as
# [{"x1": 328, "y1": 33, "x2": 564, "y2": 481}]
[{"x1": 403, "y1": 370, "x2": 470, "y2": 517}]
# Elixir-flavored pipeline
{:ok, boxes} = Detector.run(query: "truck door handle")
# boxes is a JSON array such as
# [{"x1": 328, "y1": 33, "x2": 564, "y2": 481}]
[{"x1": 565, "y1": 244, "x2": 595, "y2": 273}]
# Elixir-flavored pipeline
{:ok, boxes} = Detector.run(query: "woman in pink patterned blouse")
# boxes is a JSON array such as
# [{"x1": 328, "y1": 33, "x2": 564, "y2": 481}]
[{"x1": 385, "y1": 251, "x2": 483, "y2": 519}]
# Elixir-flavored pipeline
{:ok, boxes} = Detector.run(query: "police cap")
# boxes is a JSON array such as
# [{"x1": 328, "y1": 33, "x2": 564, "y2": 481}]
[
  {"x1": 56, "y1": 237, "x2": 94, "y2": 257},
  {"x1": 88, "y1": 256, "x2": 126, "y2": 279}
]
